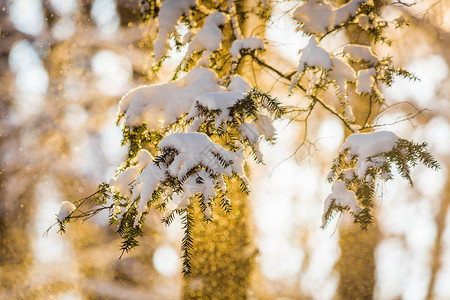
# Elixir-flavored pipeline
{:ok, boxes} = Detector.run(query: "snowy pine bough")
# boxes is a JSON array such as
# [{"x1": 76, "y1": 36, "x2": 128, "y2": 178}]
[
  {"x1": 323, "y1": 131, "x2": 439, "y2": 229},
  {"x1": 55, "y1": 0, "x2": 438, "y2": 275}
]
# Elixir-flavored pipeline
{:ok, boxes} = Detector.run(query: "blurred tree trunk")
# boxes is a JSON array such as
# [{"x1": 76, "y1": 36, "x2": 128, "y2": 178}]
[
  {"x1": 335, "y1": 219, "x2": 378, "y2": 299},
  {"x1": 427, "y1": 176, "x2": 450, "y2": 298},
  {"x1": 183, "y1": 1, "x2": 264, "y2": 298},
  {"x1": 183, "y1": 182, "x2": 256, "y2": 299},
  {"x1": 333, "y1": 1, "x2": 383, "y2": 298}
]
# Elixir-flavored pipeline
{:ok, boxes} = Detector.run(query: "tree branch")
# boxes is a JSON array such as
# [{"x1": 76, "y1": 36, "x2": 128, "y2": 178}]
[{"x1": 249, "y1": 54, "x2": 356, "y2": 132}]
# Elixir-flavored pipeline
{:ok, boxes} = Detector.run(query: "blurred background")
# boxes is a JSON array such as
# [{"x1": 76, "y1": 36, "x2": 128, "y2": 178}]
[{"x1": 0, "y1": 0, "x2": 449, "y2": 299}]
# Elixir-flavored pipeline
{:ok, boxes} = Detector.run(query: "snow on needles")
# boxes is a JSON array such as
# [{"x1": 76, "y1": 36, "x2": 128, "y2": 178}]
[
  {"x1": 341, "y1": 131, "x2": 399, "y2": 179},
  {"x1": 110, "y1": 133, "x2": 248, "y2": 226},
  {"x1": 187, "y1": 90, "x2": 244, "y2": 129},
  {"x1": 109, "y1": 149, "x2": 154, "y2": 196},
  {"x1": 327, "y1": 57, "x2": 356, "y2": 99},
  {"x1": 322, "y1": 131, "x2": 399, "y2": 226},
  {"x1": 343, "y1": 44, "x2": 379, "y2": 66},
  {"x1": 57, "y1": 201, "x2": 76, "y2": 222},
  {"x1": 154, "y1": 0, "x2": 197, "y2": 61},
  {"x1": 293, "y1": 0, "x2": 369, "y2": 35},
  {"x1": 186, "y1": 74, "x2": 251, "y2": 130},
  {"x1": 322, "y1": 180, "x2": 362, "y2": 227},
  {"x1": 185, "y1": 12, "x2": 227, "y2": 66},
  {"x1": 356, "y1": 68, "x2": 376, "y2": 94},
  {"x1": 230, "y1": 37, "x2": 265, "y2": 61},
  {"x1": 159, "y1": 133, "x2": 246, "y2": 182},
  {"x1": 290, "y1": 37, "x2": 331, "y2": 91},
  {"x1": 118, "y1": 67, "x2": 221, "y2": 128}
]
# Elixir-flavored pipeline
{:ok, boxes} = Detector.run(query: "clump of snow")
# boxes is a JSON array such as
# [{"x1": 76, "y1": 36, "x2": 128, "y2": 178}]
[
  {"x1": 297, "y1": 37, "x2": 332, "y2": 73},
  {"x1": 334, "y1": 0, "x2": 368, "y2": 26},
  {"x1": 110, "y1": 166, "x2": 140, "y2": 196},
  {"x1": 290, "y1": 37, "x2": 331, "y2": 91},
  {"x1": 125, "y1": 132, "x2": 248, "y2": 226},
  {"x1": 343, "y1": 44, "x2": 379, "y2": 66},
  {"x1": 350, "y1": 124, "x2": 361, "y2": 132},
  {"x1": 131, "y1": 162, "x2": 167, "y2": 225},
  {"x1": 118, "y1": 67, "x2": 221, "y2": 128},
  {"x1": 230, "y1": 37, "x2": 265, "y2": 61},
  {"x1": 195, "y1": 91, "x2": 243, "y2": 111},
  {"x1": 134, "y1": 149, "x2": 154, "y2": 169},
  {"x1": 323, "y1": 131, "x2": 399, "y2": 226},
  {"x1": 239, "y1": 123, "x2": 259, "y2": 144},
  {"x1": 254, "y1": 115, "x2": 275, "y2": 140},
  {"x1": 109, "y1": 149, "x2": 154, "y2": 197},
  {"x1": 341, "y1": 131, "x2": 398, "y2": 178},
  {"x1": 293, "y1": 0, "x2": 368, "y2": 35},
  {"x1": 356, "y1": 68, "x2": 376, "y2": 94},
  {"x1": 186, "y1": 75, "x2": 251, "y2": 129},
  {"x1": 327, "y1": 57, "x2": 356, "y2": 100},
  {"x1": 180, "y1": 169, "x2": 216, "y2": 209},
  {"x1": 185, "y1": 12, "x2": 227, "y2": 66},
  {"x1": 345, "y1": 105, "x2": 355, "y2": 122},
  {"x1": 159, "y1": 133, "x2": 246, "y2": 181},
  {"x1": 153, "y1": 0, "x2": 197, "y2": 61},
  {"x1": 228, "y1": 75, "x2": 251, "y2": 93},
  {"x1": 57, "y1": 201, "x2": 76, "y2": 222},
  {"x1": 322, "y1": 180, "x2": 362, "y2": 227},
  {"x1": 187, "y1": 91, "x2": 244, "y2": 128},
  {"x1": 204, "y1": 11, "x2": 227, "y2": 27},
  {"x1": 239, "y1": 123, "x2": 263, "y2": 161},
  {"x1": 293, "y1": 0, "x2": 334, "y2": 35}
]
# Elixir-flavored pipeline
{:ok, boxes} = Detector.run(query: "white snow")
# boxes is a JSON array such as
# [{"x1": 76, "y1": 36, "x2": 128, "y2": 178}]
[
  {"x1": 293, "y1": 0, "x2": 334, "y2": 35},
  {"x1": 196, "y1": 91, "x2": 243, "y2": 111},
  {"x1": 187, "y1": 91, "x2": 244, "y2": 128},
  {"x1": 341, "y1": 131, "x2": 399, "y2": 178},
  {"x1": 134, "y1": 149, "x2": 154, "y2": 169},
  {"x1": 109, "y1": 149, "x2": 155, "y2": 197},
  {"x1": 297, "y1": 37, "x2": 332, "y2": 73},
  {"x1": 356, "y1": 68, "x2": 376, "y2": 94},
  {"x1": 124, "y1": 132, "x2": 249, "y2": 226},
  {"x1": 118, "y1": 67, "x2": 221, "y2": 128},
  {"x1": 326, "y1": 57, "x2": 357, "y2": 121},
  {"x1": 230, "y1": 37, "x2": 265, "y2": 61},
  {"x1": 159, "y1": 132, "x2": 246, "y2": 181},
  {"x1": 327, "y1": 57, "x2": 356, "y2": 99},
  {"x1": 239, "y1": 123, "x2": 263, "y2": 161},
  {"x1": 153, "y1": 0, "x2": 197, "y2": 61},
  {"x1": 56, "y1": 201, "x2": 76, "y2": 222},
  {"x1": 131, "y1": 162, "x2": 167, "y2": 226},
  {"x1": 322, "y1": 180, "x2": 362, "y2": 227},
  {"x1": 228, "y1": 75, "x2": 251, "y2": 93},
  {"x1": 254, "y1": 115, "x2": 275, "y2": 139},
  {"x1": 185, "y1": 12, "x2": 227, "y2": 66},
  {"x1": 204, "y1": 11, "x2": 227, "y2": 27},
  {"x1": 180, "y1": 169, "x2": 216, "y2": 209},
  {"x1": 293, "y1": 0, "x2": 369, "y2": 35},
  {"x1": 343, "y1": 44, "x2": 379, "y2": 66},
  {"x1": 345, "y1": 105, "x2": 355, "y2": 122},
  {"x1": 334, "y1": 0, "x2": 368, "y2": 26},
  {"x1": 290, "y1": 37, "x2": 331, "y2": 91},
  {"x1": 110, "y1": 166, "x2": 140, "y2": 196},
  {"x1": 186, "y1": 75, "x2": 251, "y2": 128},
  {"x1": 239, "y1": 123, "x2": 259, "y2": 144}
]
